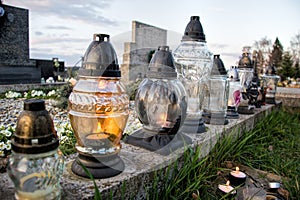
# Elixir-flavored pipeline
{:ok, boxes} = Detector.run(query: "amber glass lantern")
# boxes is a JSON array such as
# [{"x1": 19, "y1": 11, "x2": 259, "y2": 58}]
[
  {"x1": 68, "y1": 34, "x2": 129, "y2": 178},
  {"x1": 261, "y1": 65, "x2": 280, "y2": 104},
  {"x1": 125, "y1": 46, "x2": 190, "y2": 155},
  {"x1": 173, "y1": 16, "x2": 213, "y2": 133},
  {"x1": 202, "y1": 55, "x2": 229, "y2": 125},
  {"x1": 227, "y1": 66, "x2": 242, "y2": 119}
]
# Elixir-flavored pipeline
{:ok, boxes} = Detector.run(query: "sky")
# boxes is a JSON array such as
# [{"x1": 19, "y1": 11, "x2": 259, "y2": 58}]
[{"x1": 4, "y1": 0, "x2": 300, "y2": 68}]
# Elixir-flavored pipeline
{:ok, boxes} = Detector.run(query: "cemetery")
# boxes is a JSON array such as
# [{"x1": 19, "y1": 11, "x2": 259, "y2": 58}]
[{"x1": 0, "y1": 3, "x2": 299, "y2": 200}]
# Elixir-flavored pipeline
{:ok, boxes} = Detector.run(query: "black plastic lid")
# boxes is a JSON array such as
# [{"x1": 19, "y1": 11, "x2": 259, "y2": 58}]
[
  {"x1": 147, "y1": 46, "x2": 177, "y2": 79},
  {"x1": 79, "y1": 34, "x2": 121, "y2": 77},
  {"x1": 238, "y1": 52, "x2": 253, "y2": 69},
  {"x1": 24, "y1": 99, "x2": 45, "y2": 111},
  {"x1": 182, "y1": 16, "x2": 206, "y2": 42},
  {"x1": 211, "y1": 55, "x2": 227, "y2": 76},
  {"x1": 11, "y1": 99, "x2": 59, "y2": 154}
]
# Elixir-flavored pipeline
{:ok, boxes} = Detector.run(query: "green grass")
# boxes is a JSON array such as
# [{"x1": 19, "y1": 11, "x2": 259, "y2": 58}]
[
  {"x1": 146, "y1": 110, "x2": 300, "y2": 200},
  {"x1": 58, "y1": 109, "x2": 299, "y2": 199}
]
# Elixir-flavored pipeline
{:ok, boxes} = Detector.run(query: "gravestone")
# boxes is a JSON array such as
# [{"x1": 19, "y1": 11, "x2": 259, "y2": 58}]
[
  {"x1": 0, "y1": 4, "x2": 40, "y2": 84},
  {"x1": 0, "y1": 3, "x2": 65, "y2": 85},
  {"x1": 121, "y1": 21, "x2": 167, "y2": 85}
]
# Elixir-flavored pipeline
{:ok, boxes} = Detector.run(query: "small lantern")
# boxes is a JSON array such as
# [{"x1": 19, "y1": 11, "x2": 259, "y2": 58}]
[
  {"x1": 8, "y1": 99, "x2": 64, "y2": 200},
  {"x1": 227, "y1": 66, "x2": 242, "y2": 119},
  {"x1": 261, "y1": 65, "x2": 280, "y2": 104},
  {"x1": 202, "y1": 55, "x2": 229, "y2": 125},
  {"x1": 237, "y1": 52, "x2": 256, "y2": 114},
  {"x1": 173, "y1": 16, "x2": 213, "y2": 133},
  {"x1": 68, "y1": 34, "x2": 129, "y2": 178},
  {"x1": 124, "y1": 46, "x2": 190, "y2": 155}
]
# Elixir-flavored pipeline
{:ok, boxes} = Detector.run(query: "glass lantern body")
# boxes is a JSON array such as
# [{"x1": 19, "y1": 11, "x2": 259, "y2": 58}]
[
  {"x1": 238, "y1": 68, "x2": 253, "y2": 108},
  {"x1": 173, "y1": 40, "x2": 213, "y2": 119},
  {"x1": 227, "y1": 80, "x2": 242, "y2": 117},
  {"x1": 203, "y1": 75, "x2": 229, "y2": 123},
  {"x1": 238, "y1": 68, "x2": 253, "y2": 90},
  {"x1": 68, "y1": 76, "x2": 129, "y2": 157},
  {"x1": 8, "y1": 149, "x2": 64, "y2": 200},
  {"x1": 135, "y1": 77, "x2": 187, "y2": 134},
  {"x1": 261, "y1": 74, "x2": 280, "y2": 104}
]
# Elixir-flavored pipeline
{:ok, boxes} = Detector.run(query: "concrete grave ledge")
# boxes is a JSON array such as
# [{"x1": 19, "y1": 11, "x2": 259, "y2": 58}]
[
  {"x1": 0, "y1": 103, "x2": 281, "y2": 200},
  {"x1": 0, "y1": 82, "x2": 66, "y2": 94},
  {"x1": 276, "y1": 87, "x2": 300, "y2": 108}
]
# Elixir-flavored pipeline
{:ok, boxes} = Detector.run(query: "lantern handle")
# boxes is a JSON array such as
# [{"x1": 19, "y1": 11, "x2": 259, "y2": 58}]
[{"x1": 93, "y1": 34, "x2": 110, "y2": 42}]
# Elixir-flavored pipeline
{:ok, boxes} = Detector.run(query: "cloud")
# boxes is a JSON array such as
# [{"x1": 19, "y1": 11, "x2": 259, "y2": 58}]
[
  {"x1": 210, "y1": 43, "x2": 229, "y2": 49},
  {"x1": 35, "y1": 31, "x2": 43, "y2": 36},
  {"x1": 31, "y1": 37, "x2": 89, "y2": 45},
  {"x1": 45, "y1": 25, "x2": 72, "y2": 30},
  {"x1": 8, "y1": 0, "x2": 118, "y2": 26}
]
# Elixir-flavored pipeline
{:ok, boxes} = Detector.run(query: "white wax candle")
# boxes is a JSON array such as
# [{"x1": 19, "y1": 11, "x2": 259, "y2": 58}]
[
  {"x1": 218, "y1": 181, "x2": 236, "y2": 194},
  {"x1": 230, "y1": 167, "x2": 246, "y2": 178}
]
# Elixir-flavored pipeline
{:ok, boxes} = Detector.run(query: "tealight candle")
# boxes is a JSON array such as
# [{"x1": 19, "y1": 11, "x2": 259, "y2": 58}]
[
  {"x1": 218, "y1": 180, "x2": 236, "y2": 196},
  {"x1": 229, "y1": 166, "x2": 247, "y2": 186}
]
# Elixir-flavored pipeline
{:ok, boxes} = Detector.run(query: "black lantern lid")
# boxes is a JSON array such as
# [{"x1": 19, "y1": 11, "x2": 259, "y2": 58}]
[
  {"x1": 147, "y1": 46, "x2": 177, "y2": 78},
  {"x1": 211, "y1": 54, "x2": 227, "y2": 76},
  {"x1": 11, "y1": 99, "x2": 59, "y2": 154},
  {"x1": 79, "y1": 34, "x2": 121, "y2": 77},
  {"x1": 182, "y1": 16, "x2": 206, "y2": 42},
  {"x1": 238, "y1": 52, "x2": 253, "y2": 69},
  {"x1": 265, "y1": 65, "x2": 277, "y2": 75}
]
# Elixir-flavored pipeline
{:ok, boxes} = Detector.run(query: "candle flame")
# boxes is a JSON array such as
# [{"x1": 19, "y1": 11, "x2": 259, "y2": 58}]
[
  {"x1": 236, "y1": 166, "x2": 240, "y2": 172},
  {"x1": 98, "y1": 79, "x2": 107, "y2": 89},
  {"x1": 226, "y1": 180, "x2": 230, "y2": 186},
  {"x1": 96, "y1": 122, "x2": 102, "y2": 132},
  {"x1": 158, "y1": 113, "x2": 167, "y2": 126}
]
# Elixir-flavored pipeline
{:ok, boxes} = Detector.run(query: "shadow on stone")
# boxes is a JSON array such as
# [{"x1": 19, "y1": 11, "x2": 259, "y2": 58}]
[{"x1": 124, "y1": 129, "x2": 192, "y2": 156}]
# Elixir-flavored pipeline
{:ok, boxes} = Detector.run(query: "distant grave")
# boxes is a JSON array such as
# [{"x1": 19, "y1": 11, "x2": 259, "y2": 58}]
[
  {"x1": 0, "y1": 4, "x2": 64, "y2": 85},
  {"x1": 121, "y1": 21, "x2": 167, "y2": 85}
]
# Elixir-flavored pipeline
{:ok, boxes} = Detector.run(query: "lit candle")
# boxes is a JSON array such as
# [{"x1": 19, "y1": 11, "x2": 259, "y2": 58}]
[
  {"x1": 218, "y1": 180, "x2": 236, "y2": 195},
  {"x1": 229, "y1": 166, "x2": 247, "y2": 186},
  {"x1": 158, "y1": 113, "x2": 167, "y2": 127},
  {"x1": 228, "y1": 99, "x2": 233, "y2": 107}
]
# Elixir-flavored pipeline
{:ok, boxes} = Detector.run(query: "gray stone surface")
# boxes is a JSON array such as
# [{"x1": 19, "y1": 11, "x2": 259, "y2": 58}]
[
  {"x1": 276, "y1": 87, "x2": 300, "y2": 108},
  {"x1": 0, "y1": 103, "x2": 280, "y2": 200}
]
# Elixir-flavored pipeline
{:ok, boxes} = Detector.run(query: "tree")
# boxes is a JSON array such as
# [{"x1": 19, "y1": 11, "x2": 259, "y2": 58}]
[
  {"x1": 294, "y1": 61, "x2": 300, "y2": 79},
  {"x1": 269, "y1": 37, "x2": 283, "y2": 69},
  {"x1": 252, "y1": 49, "x2": 264, "y2": 75},
  {"x1": 290, "y1": 32, "x2": 300, "y2": 64},
  {"x1": 252, "y1": 37, "x2": 272, "y2": 72},
  {"x1": 278, "y1": 51, "x2": 294, "y2": 81}
]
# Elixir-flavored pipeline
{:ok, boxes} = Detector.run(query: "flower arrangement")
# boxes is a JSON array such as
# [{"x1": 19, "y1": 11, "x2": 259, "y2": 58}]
[
  {"x1": 5, "y1": 91, "x2": 22, "y2": 99},
  {"x1": 4, "y1": 89, "x2": 60, "y2": 99},
  {"x1": 0, "y1": 125, "x2": 14, "y2": 158},
  {"x1": 56, "y1": 122, "x2": 76, "y2": 155}
]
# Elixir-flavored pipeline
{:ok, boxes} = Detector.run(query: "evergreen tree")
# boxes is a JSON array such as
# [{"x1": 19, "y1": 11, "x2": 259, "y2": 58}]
[
  {"x1": 294, "y1": 61, "x2": 300, "y2": 79},
  {"x1": 269, "y1": 37, "x2": 283, "y2": 68},
  {"x1": 278, "y1": 51, "x2": 294, "y2": 81}
]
